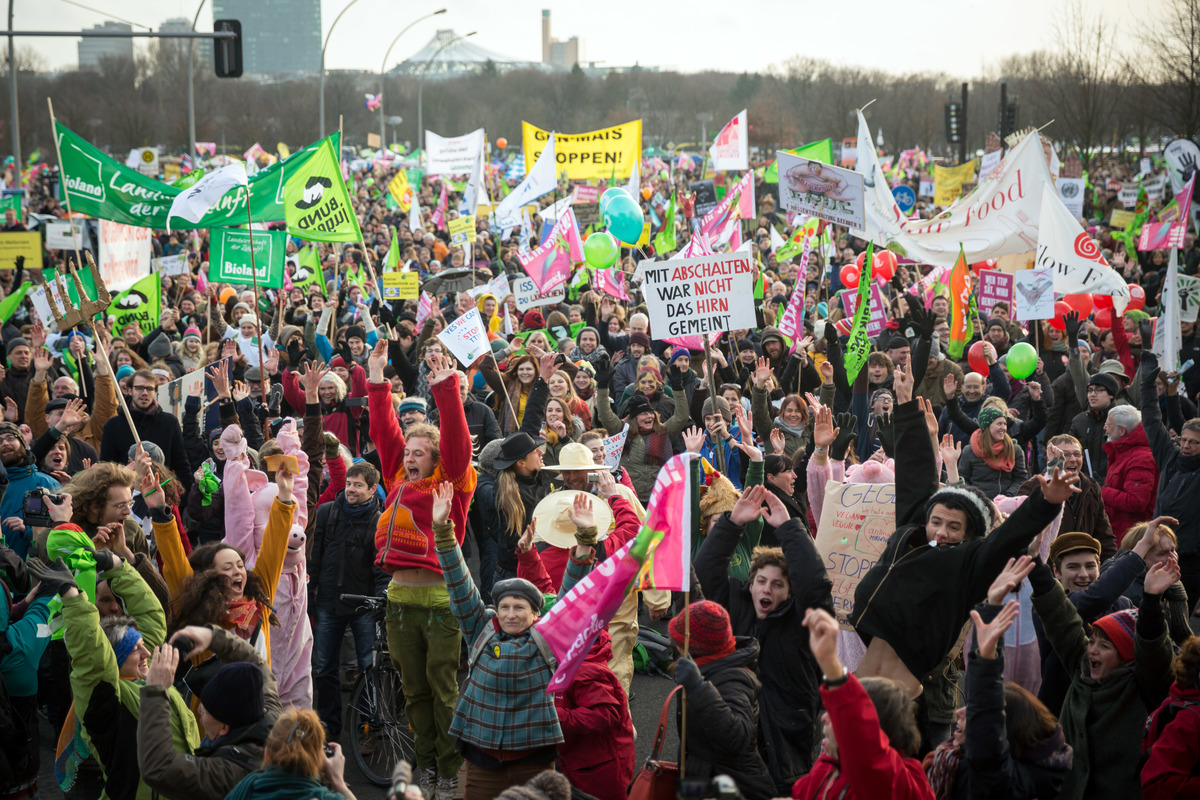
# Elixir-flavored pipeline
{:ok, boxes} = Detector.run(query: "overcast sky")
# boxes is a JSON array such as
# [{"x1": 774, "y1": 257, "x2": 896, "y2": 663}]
[{"x1": 17, "y1": 0, "x2": 1144, "y2": 75}]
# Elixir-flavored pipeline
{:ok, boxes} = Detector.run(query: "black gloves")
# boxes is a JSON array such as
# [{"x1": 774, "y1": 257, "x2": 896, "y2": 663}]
[
  {"x1": 673, "y1": 656, "x2": 703, "y2": 691},
  {"x1": 875, "y1": 412, "x2": 895, "y2": 458},
  {"x1": 592, "y1": 354, "x2": 613, "y2": 390},
  {"x1": 829, "y1": 412, "x2": 858, "y2": 460},
  {"x1": 1063, "y1": 311, "x2": 1081, "y2": 349},
  {"x1": 904, "y1": 295, "x2": 936, "y2": 340},
  {"x1": 286, "y1": 339, "x2": 304, "y2": 370},
  {"x1": 668, "y1": 364, "x2": 685, "y2": 390},
  {"x1": 27, "y1": 557, "x2": 77, "y2": 599},
  {"x1": 92, "y1": 548, "x2": 118, "y2": 574},
  {"x1": 824, "y1": 317, "x2": 840, "y2": 349},
  {"x1": 1139, "y1": 318, "x2": 1154, "y2": 346}
]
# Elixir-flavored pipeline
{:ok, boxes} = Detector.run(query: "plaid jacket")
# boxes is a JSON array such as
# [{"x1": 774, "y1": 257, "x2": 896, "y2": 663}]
[{"x1": 438, "y1": 540, "x2": 564, "y2": 752}]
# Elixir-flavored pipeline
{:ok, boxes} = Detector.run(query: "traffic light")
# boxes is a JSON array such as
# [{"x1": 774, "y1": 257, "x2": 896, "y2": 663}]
[
  {"x1": 1000, "y1": 103, "x2": 1019, "y2": 139},
  {"x1": 214, "y1": 19, "x2": 242, "y2": 79},
  {"x1": 945, "y1": 101, "x2": 963, "y2": 144}
]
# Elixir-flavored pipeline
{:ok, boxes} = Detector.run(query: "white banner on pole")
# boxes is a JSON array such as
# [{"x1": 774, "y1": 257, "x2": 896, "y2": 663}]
[
  {"x1": 425, "y1": 128, "x2": 485, "y2": 176},
  {"x1": 98, "y1": 220, "x2": 152, "y2": 293}
]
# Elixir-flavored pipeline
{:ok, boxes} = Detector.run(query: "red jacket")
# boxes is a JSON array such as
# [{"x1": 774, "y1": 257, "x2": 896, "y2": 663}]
[
  {"x1": 1141, "y1": 682, "x2": 1200, "y2": 800},
  {"x1": 282, "y1": 363, "x2": 368, "y2": 454},
  {"x1": 1101, "y1": 423, "x2": 1158, "y2": 545},
  {"x1": 791, "y1": 675, "x2": 934, "y2": 800}
]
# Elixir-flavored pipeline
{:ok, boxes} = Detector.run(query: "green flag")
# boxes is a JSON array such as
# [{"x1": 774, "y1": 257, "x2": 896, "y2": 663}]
[
  {"x1": 41, "y1": 267, "x2": 99, "y2": 309},
  {"x1": 764, "y1": 139, "x2": 834, "y2": 183},
  {"x1": 291, "y1": 243, "x2": 326, "y2": 296},
  {"x1": 176, "y1": 168, "x2": 204, "y2": 189},
  {"x1": 282, "y1": 136, "x2": 363, "y2": 243},
  {"x1": 844, "y1": 243, "x2": 874, "y2": 383},
  {"x1": 384, "y1": 227, "x2": 400, "y2": 271},
  {"x1": 109, "y1": 273, "x2": 161, "y2": 338},
  {"x1": 653, "y1": 192, "x2": 677, "y2": 254},
  {"x1": 0, "y1": 282, "x2": 30, "y2": 323}
]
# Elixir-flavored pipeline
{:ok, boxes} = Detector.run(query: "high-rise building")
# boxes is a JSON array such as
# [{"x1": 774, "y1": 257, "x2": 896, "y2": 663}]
[
  {"x1": 540, "y1": 10, "x2": 581, "y2": 71},
  {"x1": 78, "y1": 21, "x2": 133, "y2": 70},
  {"x1": 211, "y1": 0, "x2": 321, "y2": 75},
  {"x1": 158, "y1": 17, "x2": 211, "y2": 67}
]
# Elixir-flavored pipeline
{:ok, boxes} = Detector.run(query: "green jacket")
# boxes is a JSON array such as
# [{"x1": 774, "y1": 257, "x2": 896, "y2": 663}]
[
  {"x1": 62, "y1": 562, "x2": 200, "y2": 800},
  {"x1": 44, "y1": 522, "x2": 97, "y2": 640},
  {"x1": 1034, "y1": 578, "x2": 1172, "y2": 800},
  {"x1": 596, "y1": 385, "x2": 690, "y2": 504}
]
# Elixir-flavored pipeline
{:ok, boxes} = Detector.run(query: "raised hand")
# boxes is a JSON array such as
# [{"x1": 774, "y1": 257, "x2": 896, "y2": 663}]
[
  {"x1": 813, "y1": 405, "x2": 838, "y2": 450},
  {"x1": 2, "y1": 397, "x2": 16, "y2": 423},
  {"x1": 943, "y1": 372, "x2": 959, "y2": 399},
  {"x1": 730, "y1": 485, "x2": 767, "y2": 527},
  {"x1": 770, "y1": 428, "x2": 786, "y2": 455},
  {"x1": 595, "y1": 469, "x2": 617, "y2": 499},
  {"x1": 538, "y1": 352, "x2": 558, "y2": 382},
  {"x1": 221, "y1": 339, "x2": 238, "y2": 360},
  {"x1": 753, "y1": 356, "x2": 773, "y2": 389},
  {"x1": 367, "y1": 338, "x2": 389, "y2": 382},
  {"x1": 205, "y1": 361, "x2": 231, "y2": 399},
  {"x1": 431, "y1": 481, "x2": 453, "y2": 525},
  {"x1": 427, "y1": 352, "x2": 456, "y2": 386},
  {"x1": 566, "y1": 492, "x2": 595, "y2": 530},
  {"x1": 939, "y1": 434, "x2": 962, "y2": 466},
  {"x1": 1037, "y1": 466, "x2": 1081, "y2": 504},
  {"x1": 893, "y1": 361, "x2": 913, "y2": 404},
  {"x1": 32, "y1": 346, "x2": 53, "y2": 375},
  {"x1": 683, "y1": 425, "x2": 705, "y2": 454},
  {"x1": 803, "y1": 607, "x2": 842, "y2": 678},
  {"x1": 970, "y1": 599, "x2": 1019, "y2": 659},
  {"x1": 917, "y1": 396, "x2": 939, "y2": 441},
  {"x1": 275, "y1": 466, "x2": 295, "y2": 504},
  {"x1": 981, "y1": 341, "x2": 998, "y2": 365},
  {"x1": 29, "y1": 323, "x2": 46, "y2": 349},
  {"x1": 1145, "y1": 555, "x2": 1181, "y2": 596},
  {"x1": 262, "y1": 347, "x2": 280, "y2": 375},
  {"x1": 986, "y1": 555, "x2": 1035, "y2": 605},
  {"x1": 57, "y1": 397, "x2": 85, "y2": 432},
  {"x1": 145, "y1": 644, "x2": 179, "y2": 689},
  {"x1": 299, "y1": 361, "x2": 330, "y2": 400},
  {"x1": 1027, "y1": 381, "x2": 1042, "y2": 402},
  {"x1": 819, "y1": 360, "x2": 834, "y2": 384},
  {"x1": 761, "y1": 489, "x2": 791, "y2": 528},
  {"x1": 517, "y1": 521, "x2": 535, "y2": 554}
]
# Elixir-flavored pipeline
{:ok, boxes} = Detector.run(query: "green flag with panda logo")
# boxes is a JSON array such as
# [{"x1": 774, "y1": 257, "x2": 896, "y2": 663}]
[{"x1": 282, "y1": 136, "x2": 363, "y2": 243}]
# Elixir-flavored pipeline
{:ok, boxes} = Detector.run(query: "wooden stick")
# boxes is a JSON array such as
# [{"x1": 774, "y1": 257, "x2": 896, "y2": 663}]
[
  {"x1": 46, "y1": 99, "x2": 87, "y2": 289},
  {"x1": 702, "y1": 346, "x2": 725, "y2": 472},
  {"x1": 680, "y1": 589, "x2": 691, "y2": 777},
  {"x1": 490, "y1": 351, "x2": 519, "y2": 432},
  {"x1": 243, "y1": 201, "x2": 269, "y2": 401}
]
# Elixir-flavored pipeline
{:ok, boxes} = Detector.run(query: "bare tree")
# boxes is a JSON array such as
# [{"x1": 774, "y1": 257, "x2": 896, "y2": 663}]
[{"x1": 1131, "y1": 0, "x2": 1200, "y2": 139}]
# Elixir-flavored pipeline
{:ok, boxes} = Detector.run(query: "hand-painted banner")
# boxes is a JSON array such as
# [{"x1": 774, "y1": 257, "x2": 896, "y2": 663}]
[
  {"x1": 603, "y1": 424, "x2": 629, "y2": 468},
  {"x1": 977, "y1": 269, "x2": 1014, "y2": 320},
  {"x1": 1013, "y1": 268, "x2": 1055, "y2": 321},
  {"x1": 522, "y1": 120, "x2": 642, "y2": 181},
  {"x1": 815, "y1": 480, "x2": 895, "y2": 627}
]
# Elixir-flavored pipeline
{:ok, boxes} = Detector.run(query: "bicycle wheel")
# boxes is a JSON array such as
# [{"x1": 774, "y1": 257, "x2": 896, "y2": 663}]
[{"x1": 347, "y1": 660, "x2": 415, "y2": 786}]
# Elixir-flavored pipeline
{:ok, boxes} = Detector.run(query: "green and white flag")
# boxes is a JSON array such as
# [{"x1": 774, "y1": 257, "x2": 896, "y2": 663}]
[
  {"x1": 844, "y1": 243, "x2": 874, "y2": 383},
  {"x1": 292, "y1": 243, "x2": 326, "y2": 296},
  {"x1": 282, "y1": 136, "x2": 363, "y2": 243},
  {"x1": 208, "y1": 228, "x2": 287, "y2": 288},
  {"x1": 383, "y1": 228, "x2": 401, "y2": 271},
  {"x1": 109, "y1": 272, "x2": 161, "y2": 338},
  {"x1": 653, "y1": 192, "x2": 676, "y2": 254}
]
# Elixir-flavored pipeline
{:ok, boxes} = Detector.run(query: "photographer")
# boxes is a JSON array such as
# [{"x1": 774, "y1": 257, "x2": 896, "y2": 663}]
[{"x1": 0, "y1": 420, "x2": 59, "y2": 559}]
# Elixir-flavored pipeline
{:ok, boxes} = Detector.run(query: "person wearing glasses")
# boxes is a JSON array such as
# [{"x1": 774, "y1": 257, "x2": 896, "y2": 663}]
[{"x1": 99, "y1": 367, "x2": 192, "y2": 494}]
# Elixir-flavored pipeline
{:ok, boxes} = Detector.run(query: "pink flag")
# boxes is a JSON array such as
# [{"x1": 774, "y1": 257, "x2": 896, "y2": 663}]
[
  {"x1": 431, "y1": 181, "x2": 449, "y2": 231},
  {"x1": 518, "y1": 208, "x2": 583, "y2": 292},
  {"x1": 633, "y1": 453, "x2": 696, "y2": 591},
  {"x1": 595, "y1": 267, "x2": 631, "y2": 302},
  {"x1": 1139, "y1": 174, "x2": 1194, "y2": 251},
  {"x1": 415, "y1": 292, "x2": 434, "y2": 327},
  {"x1": 699, "y1": 171, "x2": 753, "y2": 239},
  {"x1": 662, "y1": 330, "x2": 722, "y2": 352},
  {"x1": 777, "y1": 237, "x2": 811, "y2": 341}
]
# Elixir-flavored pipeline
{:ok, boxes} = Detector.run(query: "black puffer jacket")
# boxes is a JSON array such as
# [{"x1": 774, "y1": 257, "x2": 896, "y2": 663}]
[
  {"x1": 695, "y1": 516, "x2": 832, "y2": 795},
  {"x1": 310, "y1": 492, "x2": 388, "y2": 616},
  {"x1": 675, "y1": 637, "x2": 774, "y2": 800}
]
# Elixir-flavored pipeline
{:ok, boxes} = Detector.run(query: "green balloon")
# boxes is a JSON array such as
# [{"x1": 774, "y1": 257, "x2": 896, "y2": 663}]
[
  {"x1": 584, "y1": 232, "x2": 620, "y2": 269},
  {"x1": 1006, "y1": 341, "x2": 1038, "y2": 380},
  {"x1": 659, "y1": 169, "x2": 669, "y2": 180}
]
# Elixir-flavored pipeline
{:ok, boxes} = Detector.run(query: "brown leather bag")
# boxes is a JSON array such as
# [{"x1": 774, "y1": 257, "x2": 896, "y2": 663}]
[{"x1": 627, "y1": 685, "x2": 682, "y2": 800}]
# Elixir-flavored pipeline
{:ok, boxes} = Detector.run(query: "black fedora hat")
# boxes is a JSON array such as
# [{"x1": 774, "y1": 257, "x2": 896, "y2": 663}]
[{"x1": 493, "y1": 431, "x2": 547, "y2": 470}]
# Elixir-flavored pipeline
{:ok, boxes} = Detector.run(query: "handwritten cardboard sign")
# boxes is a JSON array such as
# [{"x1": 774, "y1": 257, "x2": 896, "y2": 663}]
[{"x1": 814, "y1": 481, "x2": 896, "y2": 627}]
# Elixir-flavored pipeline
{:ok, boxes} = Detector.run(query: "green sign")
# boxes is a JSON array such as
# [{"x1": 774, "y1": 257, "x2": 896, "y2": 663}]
[
  {"x1": 208, "y1": 228, "x2": 286, "y2": 288},
  {"x1": 55, "y1": 121, "x2": 336, "y2": 230}
]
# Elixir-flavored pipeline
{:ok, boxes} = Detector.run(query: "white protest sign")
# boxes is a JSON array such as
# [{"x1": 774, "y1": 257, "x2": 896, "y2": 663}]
[
  {"x1": 641, "y1": 253, "x2": 756, "y2": 339},
  {"x1": 468, "y1": 272, "x2": 511, "y2": 301},
  {"x1": 1177, "y1": 274, "x2": 1200, "y2": 324},
  {"x1": 918, "y1": 179, "x2": 934, "y2": 198},
  {"x1": 415, "y1": 292, "x2": 434, "y2": 327},
  {"x1": 28, "y1": 285, "x2": 56, "y2": 330},
  {"x1": 815, "y1": 480, "x2": 895, "y2": 627},
  {"x1": 425, "y1": 128, "x2": 486, "y2": 176},
  {"x1": 1119, "y1": 182, "x2": 1139, "y2": 208},
  {"x1": 436, "y1": 308, "x2": 490, "y2": 366},
  {"x1": 978, "y1": 149, "x2": 1002, "y2": 181},
  {"x1": 1013, "y1": 267, "x2": 1055, "y2": 321},
  {"x1": 603, "y1": 424, "x2": 629, "y2": 468},
  {"x1": 155, "y1": 254, "x2": 189, "y2": 277},
  {"x1": 513, "y1": 274, "x2": 565, "y2": 312},
  {"x1": 46, "y1": 219, "x2": 90, "y2": 251},
  {"x1": 776, "y1": 151, "x2": 865, "y2": 229},
  {"x1": 98, "y1": 219, "x2": 152, "y2": 292},
  {"x1": 157, "y1": 363, "x2": 208, "y2": 421},
  {"x1": 1057, "y1": 177, "x2": 1085, "y2": 221},
  {"x1": 1144, "y1": 173, "x2": 1168, "y2": 204}
]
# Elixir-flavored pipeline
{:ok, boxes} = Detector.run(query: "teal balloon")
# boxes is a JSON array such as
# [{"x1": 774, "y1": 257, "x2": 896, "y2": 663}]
[
  {"x1": 599, "y1": 187, "x2": 625, "y2": 216},
  {"x1": 604, "y1": 193, "x2": 644, "y2": 244},
  {"x1": 584, "y1": 232, "x2": 620, "y2": 268},
  {"x1": 1006, "y1": 341, "x2": 1038, "y2": 380}
]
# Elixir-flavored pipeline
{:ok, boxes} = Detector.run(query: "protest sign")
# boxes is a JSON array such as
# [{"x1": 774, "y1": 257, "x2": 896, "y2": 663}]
[
  {"x1": 154, "y1": 254, "x2": 189, "y2": 277},
  {"x1": 933, "y1": 160, "x2": 977, "y2": 206},
  {"x1": 381, "y1": 271, "x2": 419, "y2": 300},
  {"x1": 467, "y1": 273, "x2": 511, "y2": 301},
  {"x1": 690, "y1": 179, "x2": 718, "y2": 217},
  {"x1": 573, "y1": 185, "x2": 598, "y2": 203},
  {"x1": 46, "y1": 219, "x2": 90, "y2": 251},
  {"x1": 839, "y1": 282, "x2": 888, "y2": 337},
  {"x1": 436, "y1": 307, "x2": 490, "y2": 366},
  {"x1": 641, "y1": 253, "x2": 756, "y2": 339},
  {"x1": 522, "y1": 120, "x2": 642, "y2": 181},
  {"x1": 603, "y1": 424, "x2": 629, "y2": 468},
  {"x1": 1119, "y1": 182, "x2": 1139, "y2": 208},
  {"x1": 979, "y1": 149, "x2": 1003, "y2": 180},
  {"x1": 425, "y1": 128, "x2": 486, "y2": 176},
  {"x1": 918, "y1": 179, "x2": 934, "y2": 199},
  {"x1": 1013, "y1": 267, "x2": 1055, "y2": 321},
  {"x1": 0, "y1": 232, "x2": 42, "y2": 269},
  {"x1": 1057, "y1": 177, "x2": 1085, "y2": 220},
  {"x1": 1176, "y1": 274, "x2": 1200, "y2": 324},
  {"x1": 513, "y1": 274, "x2": 565, "y2": 311},
  {"x1": 98, "y1": 220, "x2": 152, "y2": 291},
  {"x1": 814, "y1": 480, "x2": 895, "y2": 626},
  {"x1": 1144, "y1": 173, "x2": 1168, "y2": 204},
  {"x1": 573, "y1": 202, "x2": 600, "y2": 226},
  {"x1": 157, "y1": 363, "x2": 208, "y2": 421},
  {"x1": 415, "y1": 292, "x2": 434, "y2": 327},
  {"x1": 1109, "y1": 209, "x2": 1134, "y2": 229},
  {"x1": 839, "y1": 137, "x2": 857, "y2": 168},
  {"x1": 449, "y1": 215, "x2": 476, "y2": 245},
  {"x1": 776, "y1": 152, "x2": 865, "y2": 229},
  {"x1": 207, "y1": 228, "x2": 286, "y2": 289},
  {"x1": 977, "y1": 269, "x2": 1014, "y2": 319}
]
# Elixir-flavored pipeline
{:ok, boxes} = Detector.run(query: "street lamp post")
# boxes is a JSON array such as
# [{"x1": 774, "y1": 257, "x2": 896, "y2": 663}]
[
  {"x1": 417, "y1": 31, "x2": 474, "y2": 152},
  {"x1": 379, "y1": 9, "x2": 445, "y2": 151},
  {"x1": 319, "y1": 0, "x2": 364, "y2": 140},
  {"x1": 187, "y1": 0, "x2": 207, "y2": 164}
]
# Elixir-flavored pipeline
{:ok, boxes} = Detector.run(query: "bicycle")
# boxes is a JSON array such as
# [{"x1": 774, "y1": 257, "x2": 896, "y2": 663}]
[{"x1": 340, "y1": 593, "x2": 415, "y2": 786}]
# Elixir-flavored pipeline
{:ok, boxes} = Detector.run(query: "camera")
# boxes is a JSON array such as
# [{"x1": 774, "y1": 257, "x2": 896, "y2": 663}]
[
  {"x1": 324, "y1": 744, "x2": 336, "y2": 758},
  {"x1": 23, "y1": 488, "x2": 65, "y2": 529},
  {"x1": 171, "y1": 634, "x2": 194, "y2": 662}
]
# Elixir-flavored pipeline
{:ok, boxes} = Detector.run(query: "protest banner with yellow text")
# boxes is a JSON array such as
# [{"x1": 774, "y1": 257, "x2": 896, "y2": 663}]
[{"x1": 522, "y1": 121, "x2": 642, "y2": 181}]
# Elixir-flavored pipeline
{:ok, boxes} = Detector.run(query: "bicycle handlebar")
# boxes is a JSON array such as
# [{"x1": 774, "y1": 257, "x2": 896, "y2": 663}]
[{"x1": 339, "y1": 593, "x2": 386, "y2": 605}]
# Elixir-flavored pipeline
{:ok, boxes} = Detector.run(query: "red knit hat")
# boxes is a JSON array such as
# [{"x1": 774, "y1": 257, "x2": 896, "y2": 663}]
[
  {"x1": 669, "y1": 600, "x2": 734, "y2": 658},
  {"x1": 1092, "y1": 609, "x2": 1138, "y2": 663}
]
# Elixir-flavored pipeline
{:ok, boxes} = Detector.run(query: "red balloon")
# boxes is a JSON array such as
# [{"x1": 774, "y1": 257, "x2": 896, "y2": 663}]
[
  {"x1": 1093, "y1": 294, "x2": 1113, "y2": 310},
  {"x1": 496, "y1": 137, "x2": 508, "y2": 149},
  {"x1": 855, "y1": 251, "x2": 867, "y2": 271},
  {"x1": 1048, "y1": 301, "x2": 1072, "y2": 330},
  {"x1": 840, "y1": 264, "x2": 860, "y2": 288},
  {"x1": 1063, "y1": 293, "x2": 1093, "y2": 319},
  {"x1": 873, "y1": 250, "x2": 897, "y2": 282},
  {"x1": 1093, "y1": 308, "x2": 1113, "y2": 329},
  {"x1": 967, "y1": 340, "x2": 989, "y2": 376},
  {"x1": 1127, "y1": 283, "x2": 1146, "y2": 311}
]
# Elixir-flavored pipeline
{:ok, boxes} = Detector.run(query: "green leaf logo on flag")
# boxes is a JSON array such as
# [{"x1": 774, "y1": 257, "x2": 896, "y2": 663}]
[
  {"x1": 844, "y1": 243, "x2": 874, "y2": 383},
  {"x1": 283, "y1": 137, "x2": 363, "y2": 243}
]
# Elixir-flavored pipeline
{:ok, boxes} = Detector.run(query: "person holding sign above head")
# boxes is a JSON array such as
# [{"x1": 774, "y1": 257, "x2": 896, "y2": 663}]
[{"x1": 850, "y1": 359, "x2": 1081, "y2": 701}]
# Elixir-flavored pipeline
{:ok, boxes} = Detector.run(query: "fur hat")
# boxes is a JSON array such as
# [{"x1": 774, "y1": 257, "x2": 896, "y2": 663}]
[{"x1": 925, "y1": 484, "x2": 997, "y2": 540}]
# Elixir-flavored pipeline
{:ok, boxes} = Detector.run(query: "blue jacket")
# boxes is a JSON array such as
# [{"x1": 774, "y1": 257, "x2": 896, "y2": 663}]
[
  {"x1": 698, "y1": 424, "x2": 743, "y2": 488},
  {"x1": 1, "y1": 456, "x2": 60, "y2": 558},
  {"x1": 1, "y1": 589, "x2": 51, "y2": 697}
]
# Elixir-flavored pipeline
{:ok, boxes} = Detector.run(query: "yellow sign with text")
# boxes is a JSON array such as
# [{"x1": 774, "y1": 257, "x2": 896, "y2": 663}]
[
  {"x1": 449, "y1": 215, "x2": 476, "y2": 245},
  {"x1": 382, "y1": 271, "x2": 419, "y2": 300},
  {"x1": 933, "y1": 159, "x2": 978, "y2": 207},
  {"x1": 0, "y1": 232, "x2": 41, "y2": 269},
  {"x1": 522, "y1": 120, "x2": 643, "y2": 181}
]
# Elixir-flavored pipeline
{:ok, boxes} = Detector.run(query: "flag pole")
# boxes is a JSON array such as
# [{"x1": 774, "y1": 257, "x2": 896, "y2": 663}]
[
  {"x1": 243, "y1": 201, "x2": 269, "y2": 402},
  {"x1": 702, "y1": 346, "x2": 725, "y2": 472},
  {"x1": 680, "y1": 589, "x2": 691, "y2": 777},
  {"x1": 490, "y1": 351, "x2": 519, "y2": 432},
  {"x1": 46, "y1": 99, "x2": 86, "y2": 296}
]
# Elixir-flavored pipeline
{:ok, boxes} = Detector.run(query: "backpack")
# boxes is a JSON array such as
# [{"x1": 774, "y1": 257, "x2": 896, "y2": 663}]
[{"x1": 1141, "y1": 696, "x2": 1200, "y2": 777}]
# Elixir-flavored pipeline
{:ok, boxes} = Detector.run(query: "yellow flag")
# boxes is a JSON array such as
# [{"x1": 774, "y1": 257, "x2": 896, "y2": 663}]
[
  {"x1": 277, "y1": 142, "x2": 291, "y2": 160},
  {"x1": 389, "y1": 170, "x2": 412, "y2": 213}
]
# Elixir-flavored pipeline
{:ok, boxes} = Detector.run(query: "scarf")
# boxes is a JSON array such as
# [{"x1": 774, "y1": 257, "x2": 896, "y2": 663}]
[
  {"x1": 971, "y1": 429, "x2": 1015, "y2": 473},
  {"x1": 223, "y1": 597, "x2": 263, "y2": 642},
  {"x1": 569, "y1": 343, "x2": 609, "y2": 365},
  {"x1": 624, "y1": 419, "x2": 672, "y2": 467},
  {"x1": 694, "y1": 639, "x2": 737, "y2": 666},
  {"x1": 924, "y1": 739, "x2": 963, "y2": 800},
  {"x1": 576, "y1": 383, "x2": 595, "y2": 401},
  {"x1": 197, "y1": 460, "x2": 221, "y2": 506},
  {"x1": 773, "y1": 415, "x2": 807, "y2": 440}
]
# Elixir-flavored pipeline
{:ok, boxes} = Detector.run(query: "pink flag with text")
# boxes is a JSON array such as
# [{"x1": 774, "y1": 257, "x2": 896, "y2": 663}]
[{"x1": 518, "y1": 208, "x2": 583, "y2": 293}]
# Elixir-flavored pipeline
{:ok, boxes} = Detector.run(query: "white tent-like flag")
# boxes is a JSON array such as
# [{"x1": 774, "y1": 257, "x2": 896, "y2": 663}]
[
  {"x1": 1153, "y1": 249, "x2": 1183, "y2": 371},
  {"x1": 709, "y1": 109, "x2": 749, "y2": 172},
  {"x1": 1035, "y1": 183, "x2": 1130, "y2": 313},
  {"x1": 625, "y1": 157, "x2": 640, "y2": 200},
  {"x1": 494, "y1": 132, "x2": 557, "y2": 222},
  {"x1": 409, "y1": 201, "x2": 422, "y2": 233},
  {"x1": 166, "y1": 162, "x2": 248, "y2": 232}
]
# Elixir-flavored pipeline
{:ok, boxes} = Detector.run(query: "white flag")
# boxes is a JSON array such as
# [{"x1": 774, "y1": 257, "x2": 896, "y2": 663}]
[
  {"x1": 495, "y1": 132, "x2": 557, "y2": 222},
  {"x1": 770, "y1": 225, "x2": 785, "y2": 252},
  {"x1": 1153, "y1": 249, "x2": 1183, "y2": 371},
  {"x1": 709, "y1": 109, "x2": 749, "y2": 171},
  {"x1": 625, "y1": 157, "x2": 640, "y2": 200},
  {"x1": 462, "y1": 140, "x2": 487, "y2": 214},
  {"x1": 166, "y1": 162, "x2": 248, "y2": 232},
  {"x1": 1035, "y1": 183, "x2": 1130, "y2": 313},
  {"x1": 409, "y1": 202, "x2": 422, "y2": 233}
]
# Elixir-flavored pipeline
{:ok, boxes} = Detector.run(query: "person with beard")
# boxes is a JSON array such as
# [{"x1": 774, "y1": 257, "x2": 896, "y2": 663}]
[
  {"x1": 695, "y1": 485, "x2": 833, "y2": 795},
  {"x1": 609, "y1": 331, "x2": 651, "y2": 400},
  {"x1": 0, "y1": 420, "x2": 58, "y2": 558},
  {"x1": 0, "y1": 337, "x2": 34, "y2": 422},
  {"x1": 100, "y1": 368, "x2": 191, "y2": 492}
]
